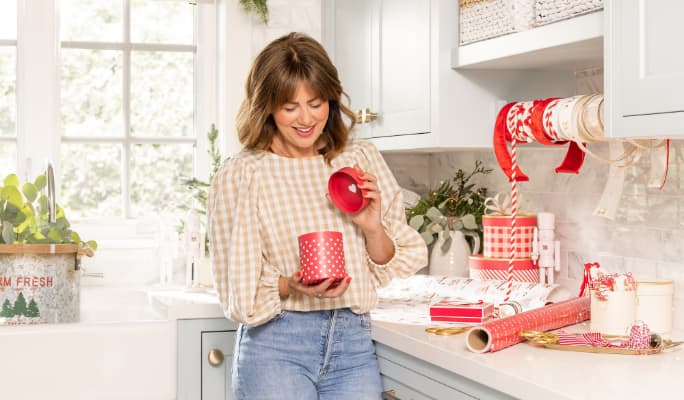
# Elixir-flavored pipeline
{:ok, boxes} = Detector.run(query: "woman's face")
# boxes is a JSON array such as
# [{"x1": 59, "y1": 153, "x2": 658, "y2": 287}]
[{"x1": 272, "y1": 82, "x2": 329, "y2": 158}]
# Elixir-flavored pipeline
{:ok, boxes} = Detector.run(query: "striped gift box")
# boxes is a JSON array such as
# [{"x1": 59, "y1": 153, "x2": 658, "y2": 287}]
[
  {"x1": 468, "y1": 255, "x2": 539, "y2": 283},
  {"x1": 482, "y1": 215, "x2": 536, "y2": 258}
]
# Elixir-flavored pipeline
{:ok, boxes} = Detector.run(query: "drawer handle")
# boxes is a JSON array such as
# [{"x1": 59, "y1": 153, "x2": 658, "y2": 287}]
[
  {"x1": 382, "y1": 389, "x2": 400, "y2": 400},
  {"x1": 355, "y1": 108, "x2": 379, "y2": 124},
  {"x1": 208, "y1": 348, "x2": 224, "y2": 367}
]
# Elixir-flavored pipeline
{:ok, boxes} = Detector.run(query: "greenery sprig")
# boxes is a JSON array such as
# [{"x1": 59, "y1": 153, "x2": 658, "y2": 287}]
[
  {"x1": 178, "y1": 123, "x2": 226, "y2": 255},
  {"x1": 239, "y1": 0, "x2": 269, "y2": 24},
  {"x1": 407, "y1": 160, "x2": 492, "y2": 253}
]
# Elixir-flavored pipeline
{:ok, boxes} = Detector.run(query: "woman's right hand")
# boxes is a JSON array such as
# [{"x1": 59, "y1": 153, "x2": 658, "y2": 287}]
[{"x1": 279, "y1": 271, "x2": 352, "y2": 299}]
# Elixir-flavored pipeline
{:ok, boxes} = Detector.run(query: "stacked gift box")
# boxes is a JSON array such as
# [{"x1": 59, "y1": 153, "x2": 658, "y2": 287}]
[{"x1": 468, "y1": 214, "x2": 539, "y2": 282}]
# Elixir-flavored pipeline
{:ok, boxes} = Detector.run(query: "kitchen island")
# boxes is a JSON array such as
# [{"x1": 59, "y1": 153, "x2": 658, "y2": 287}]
[{"x1": 150, "y1": 288, "x2": 684, "y2": 400}]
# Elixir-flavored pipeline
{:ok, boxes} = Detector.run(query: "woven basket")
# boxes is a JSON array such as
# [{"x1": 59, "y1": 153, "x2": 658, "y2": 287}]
[
  {"x1": 459, "y1": 0, "x2": 535, "y2": 45},
  {"x1": 535, "y1": 0, "x2": 603, "y2": 26}
]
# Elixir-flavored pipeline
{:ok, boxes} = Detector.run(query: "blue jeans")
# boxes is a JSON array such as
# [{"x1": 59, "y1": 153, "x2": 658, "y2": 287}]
[{"x1": 232, "y1": 308, "x2": 383, "y2": 400}]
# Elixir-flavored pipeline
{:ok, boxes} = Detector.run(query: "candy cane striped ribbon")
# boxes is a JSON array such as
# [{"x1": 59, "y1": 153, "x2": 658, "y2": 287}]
[{"x1": 503, "y1": 139, "x2": 520, "y2": 303}]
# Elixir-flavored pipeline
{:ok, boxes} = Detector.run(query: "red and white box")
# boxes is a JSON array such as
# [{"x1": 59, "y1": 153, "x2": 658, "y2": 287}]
[
  {"x1": 482, "y1": 214, "x2": 537, "y2": 258},
  {"x1": 468, "y1": 255, "x2": 539, "y2": 283},
  {"x1": 429, "y1": 300, "x2": 494, "y2": 324}
]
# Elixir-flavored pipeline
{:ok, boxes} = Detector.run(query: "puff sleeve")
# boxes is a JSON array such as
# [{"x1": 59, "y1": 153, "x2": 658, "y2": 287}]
[
  {"x1": 356, "y1": 141, "x2": 428, "y2": 287},
  {"x1": 208, "y1": 156, "x2": 282, "y2": 327}
]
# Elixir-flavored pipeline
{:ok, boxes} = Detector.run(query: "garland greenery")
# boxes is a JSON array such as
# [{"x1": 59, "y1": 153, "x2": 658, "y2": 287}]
[{"x1": 240, "y1": 0, "x2": 269, "y2": 24}]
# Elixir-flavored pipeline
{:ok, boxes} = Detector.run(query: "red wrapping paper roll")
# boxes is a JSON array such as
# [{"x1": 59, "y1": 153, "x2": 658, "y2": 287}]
[{"x1": 465, "y1": 296, "x2": 591, "y2": 353}]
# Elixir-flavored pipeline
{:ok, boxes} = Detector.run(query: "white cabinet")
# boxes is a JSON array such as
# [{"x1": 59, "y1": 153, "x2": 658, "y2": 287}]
[
  {"x1": 324, "y1": 0, "x2": 430, "y2": 143},
  {"x1": 178, "y1": 318, "x2": 237, "y2": 400},
  {"x1": 323, "y1": 0, "x2": 574, "y2": 151},
  {"x1": 605, "y1": 0, "x2": 684, "y2": 138}
]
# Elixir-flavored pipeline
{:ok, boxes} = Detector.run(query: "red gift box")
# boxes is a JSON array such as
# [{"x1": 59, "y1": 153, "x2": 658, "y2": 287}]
[
  {"x1": 298, "y1": 231, "x2": 346, "y2": 286},
  {"x1": 429, "y1": 300, "x2": 494, "y2": 324},
  {"x1": 468, "y1": 255, "x2": 539, "y2": 282},
  {"x1": 482, "y1": 215, "x2": 537, "y2": 258}
]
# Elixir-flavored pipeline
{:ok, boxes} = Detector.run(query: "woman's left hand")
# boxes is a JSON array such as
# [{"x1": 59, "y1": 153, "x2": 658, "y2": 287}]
[{"x1": 349, "y1": 164, "x2": 383, "y2": 234}]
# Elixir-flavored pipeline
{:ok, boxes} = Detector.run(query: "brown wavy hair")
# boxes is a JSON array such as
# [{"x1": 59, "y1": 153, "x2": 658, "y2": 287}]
[{"x1": 236, "y1": 32, "x2": 356, "y2": 163}]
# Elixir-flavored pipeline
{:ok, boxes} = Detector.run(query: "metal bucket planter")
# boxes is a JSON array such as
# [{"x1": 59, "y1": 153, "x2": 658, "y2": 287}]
[{"x1": 0, "y1": 244, "x2": 91, "y2": 325}]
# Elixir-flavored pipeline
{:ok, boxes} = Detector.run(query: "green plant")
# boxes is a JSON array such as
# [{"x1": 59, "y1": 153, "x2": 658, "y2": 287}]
[
  {"x1": 407, "y1": 160, "x2": 492, "y2": 253},
  {"x1": 0, "y1": 173, "x2": 97, "y2": 250},
  {"x1": 239, "y1": 0, "x2": 269, "y2": 24},
  {"x1": 178, "y1": 123, "x2": 226, "y2": 254}
]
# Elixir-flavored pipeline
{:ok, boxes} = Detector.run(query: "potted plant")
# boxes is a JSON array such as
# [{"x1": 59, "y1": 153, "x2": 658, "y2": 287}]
[
  {"x1": 407, "y1": 161, "x2": 491, "y2": 276},
  {"x1": 178, "y1": 124, "x2": 227, "y2": 287},
  {"x1": 0, "y1": 167, "x2": 97, "y2": 324}
]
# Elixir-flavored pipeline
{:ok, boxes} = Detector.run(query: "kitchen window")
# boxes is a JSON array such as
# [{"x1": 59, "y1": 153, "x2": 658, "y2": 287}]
[
  {"x1": 0, "y1": 1, "x2": 17, "y2": 170},
  {"x1": 8, "y1": 0, "x2": 216, "y2": 223}
]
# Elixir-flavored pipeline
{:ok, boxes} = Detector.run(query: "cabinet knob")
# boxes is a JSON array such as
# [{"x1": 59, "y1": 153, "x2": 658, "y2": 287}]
[
  {"x1": 207, "y1": 348, "x2": 224, "y2": 367},
  {"x1": 355, "y1": 108, "x2": 379, "y2": 124},
  {"x1": 381, "y1": 389, "x2": 400, "y2": 399}
]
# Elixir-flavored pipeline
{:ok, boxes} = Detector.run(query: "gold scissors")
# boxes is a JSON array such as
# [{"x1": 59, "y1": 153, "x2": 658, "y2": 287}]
[{"x1": 425, "y1": 326, "x2": 469, "y2": 336}]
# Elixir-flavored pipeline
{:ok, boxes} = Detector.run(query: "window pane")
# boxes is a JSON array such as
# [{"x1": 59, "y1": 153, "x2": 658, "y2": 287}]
[
  {"x1": 130, "y1": 51, "x2": 194, "y2": 137},
  {"x1": 0, "y1": 142, "x2": 17, "y2": 175},
  {"x1": 61, "y1": 0, "x2": 123, "y2": 42},
  {"x1": 130, "y1": 143, "x2": 193, "y2": 218},
  {"x1": 61, "y1": 49, "x2": 123, "y2": 137},
  {"x1": 131, "y1": 0, "x2": 193, "y2": 44},
  {"x1": 60, "y1": 143, "x2": 123, "y2": 219},
  {"x1": 0, "y1": 48, "x2": 16, "y2": 137},
  {"x1": 0, "y1": 1, "x2": 17, "y2": 40}
]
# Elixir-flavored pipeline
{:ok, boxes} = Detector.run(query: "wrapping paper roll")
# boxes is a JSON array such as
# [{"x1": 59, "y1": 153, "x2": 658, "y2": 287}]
[{"x1": 465, "y1": 296, "x2": 591, "y2": 353}]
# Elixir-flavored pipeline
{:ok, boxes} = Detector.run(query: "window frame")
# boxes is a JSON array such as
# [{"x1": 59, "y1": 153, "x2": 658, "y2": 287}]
[{"x1": 14, "y1": 0, "x2": 216, "y2": 226}]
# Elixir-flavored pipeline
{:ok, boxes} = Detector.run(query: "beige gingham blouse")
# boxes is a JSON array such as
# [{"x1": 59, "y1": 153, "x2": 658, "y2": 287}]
[{"x1": 208, "y1": 139, "x2": 428, "y2": 327}]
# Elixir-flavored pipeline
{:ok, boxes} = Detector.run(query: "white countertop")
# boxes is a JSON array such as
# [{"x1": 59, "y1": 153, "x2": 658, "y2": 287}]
[
  {"x1": 147, "y1": 288, "x2": 684, "y2": 400},
  {"x1": 373, "y1": 320, "x2": 684, "y2": 400}
]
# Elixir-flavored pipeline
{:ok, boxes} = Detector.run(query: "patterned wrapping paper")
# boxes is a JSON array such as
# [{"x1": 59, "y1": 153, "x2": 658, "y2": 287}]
[
  {"x1": 371, "y1": 275, "x2": 562, "y2": 325},
  {"x1": 469, "y1": 255, "x2": 539, "y2": 283},
  {"x1": 482, "y1": 215, "x2": 537, "y2": 258},
  {"x1": 465, "y1": 296, "x2": 591, "y2": 353}
]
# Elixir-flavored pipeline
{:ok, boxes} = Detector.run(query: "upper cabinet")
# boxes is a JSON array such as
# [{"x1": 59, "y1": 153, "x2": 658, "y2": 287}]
[
  {"x1": 323, "y1": 0, "x2": 574, "y2": 151},
  {"x1": 325, "y1": 0, "x2": 683, "y2": 150},
  {"x1": 605, "y1": 0, "x2": 684, "y2": 138},
  {"x1": 325, "y1": 0, "x2": 430, "y2": 142}
]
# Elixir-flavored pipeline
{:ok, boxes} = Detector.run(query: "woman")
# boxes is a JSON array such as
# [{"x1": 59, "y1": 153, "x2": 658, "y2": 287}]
[{"x1": 208, "y1": 32, "x2": 427, "y2": 400}]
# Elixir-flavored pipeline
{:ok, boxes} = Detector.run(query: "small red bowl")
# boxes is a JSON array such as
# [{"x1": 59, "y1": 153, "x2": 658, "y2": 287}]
[{"x1": 328, "y1": 167, "x2": 368, "y2": 214}]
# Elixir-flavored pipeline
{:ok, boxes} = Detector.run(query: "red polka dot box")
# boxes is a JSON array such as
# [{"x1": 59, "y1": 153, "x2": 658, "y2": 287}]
[
  {"x1": 468, "y1": 255, "x2": 539, "y2": 283},
  {"x1": 482, "y1": 214, "x2": 537, "y2": 259},
  {"x1": 298, "y1": 231, "x2": 346, "y2": 286}
]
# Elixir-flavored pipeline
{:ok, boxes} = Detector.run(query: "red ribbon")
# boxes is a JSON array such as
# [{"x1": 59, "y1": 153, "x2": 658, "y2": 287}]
[
  {"x1": 529, "y1": 98, "x2": 586, "y2": 174},
  {"x1": 494, "y1": 99, "x2": 587, "y2": 183},
  {"x1": 493, "y1": 102, "x2": 529, "y2": 182},
  {"x1": 558, "y1": 322, "x2": 652, "y2": 350},
  {"x1": 578, "y1": 262, "x2": 599, "y2": 297}
]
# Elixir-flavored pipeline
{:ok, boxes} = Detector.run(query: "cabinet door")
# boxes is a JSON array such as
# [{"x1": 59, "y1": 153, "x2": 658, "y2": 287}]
[
  {"x1": 326, "y1": 0, "x2": 430, "y2": 140},
  {"x1": 201, "y1": 330, "x2": 236, "y2": 400},
  {"x1": 377, "y1": 0, "x2": 430, "y2": 138},
  {"x1": 328, "y1": 0, "x2": 378, "y2": 139},
  {"x1": 606, "y1": 0, "x2": 684, "y2": 138}
]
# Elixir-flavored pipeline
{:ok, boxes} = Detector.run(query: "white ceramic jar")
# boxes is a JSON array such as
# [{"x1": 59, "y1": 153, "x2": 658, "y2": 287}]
[{"x1": 636, "y1": 281, "x2": 674, "y2": 334}]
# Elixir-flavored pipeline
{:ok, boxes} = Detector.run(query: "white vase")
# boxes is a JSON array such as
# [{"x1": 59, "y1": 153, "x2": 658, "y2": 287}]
[{"x1": 429, "y1": 230, "x2": 480, "y2": 277}]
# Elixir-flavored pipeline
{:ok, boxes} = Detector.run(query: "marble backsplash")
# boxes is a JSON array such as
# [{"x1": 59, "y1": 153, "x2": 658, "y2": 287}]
[{"x1": 384, "y1": 140, "x2": 684, "y2": 330}]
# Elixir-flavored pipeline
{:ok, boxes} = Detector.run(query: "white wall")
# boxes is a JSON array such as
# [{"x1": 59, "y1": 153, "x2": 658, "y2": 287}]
[{"x1": 217, "y1": 0, "x2": 322, "y2": 157}]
